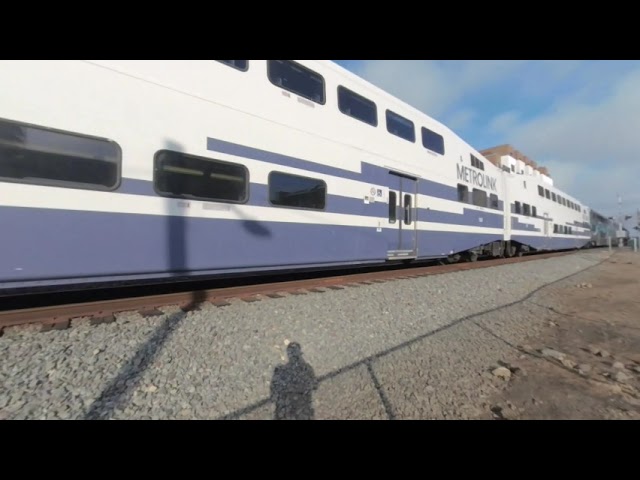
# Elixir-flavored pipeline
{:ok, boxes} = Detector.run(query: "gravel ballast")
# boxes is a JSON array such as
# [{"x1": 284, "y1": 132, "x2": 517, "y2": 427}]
[{"x1": 0, "y1": 249, "x2": 611, "y2": 420}]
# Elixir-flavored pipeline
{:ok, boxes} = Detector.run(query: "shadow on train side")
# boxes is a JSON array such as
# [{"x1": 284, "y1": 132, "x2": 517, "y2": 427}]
[{"x1": 86, "y1": 138, "x2": 259, "y2": 419}]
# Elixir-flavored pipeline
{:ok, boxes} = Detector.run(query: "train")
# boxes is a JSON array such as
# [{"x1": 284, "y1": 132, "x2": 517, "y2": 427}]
[{"x1": 0, "y1": 60, "x2": 616, "y2": 295}]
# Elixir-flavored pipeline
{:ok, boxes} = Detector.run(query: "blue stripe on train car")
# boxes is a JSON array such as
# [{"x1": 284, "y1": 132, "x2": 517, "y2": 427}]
[{"x1": 0, "y1": 206, "x2": 503, "y2": 287}]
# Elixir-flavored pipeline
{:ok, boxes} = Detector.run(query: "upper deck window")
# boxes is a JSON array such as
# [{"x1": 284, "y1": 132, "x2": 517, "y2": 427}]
[
  {"x1": 216, "y1": 60, "x2": 249, "y2": 71},
  {"x1": 267, "y1": 60, "x2": 325, "y2": 105},
  {"x1": 386, "y1": 110, "x2": 415, "y2": 143},
  {"x1": 337, "y1": 86, "x2": 377, "y2": 127},
  {"x1": 422, "y1": 127, "x2": 445, "y2": 155}
]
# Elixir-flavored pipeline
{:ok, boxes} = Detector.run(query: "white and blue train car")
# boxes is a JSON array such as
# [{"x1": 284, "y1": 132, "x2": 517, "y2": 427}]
[
  {"x1": 0, "y1": 60, "x2": 591, "y2": 293},
  {"x1": 499, "y1": 165, "x2": 592, "y2": 253}
]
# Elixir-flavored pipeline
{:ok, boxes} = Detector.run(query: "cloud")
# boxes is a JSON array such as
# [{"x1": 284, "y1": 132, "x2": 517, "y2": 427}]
[
  {"x1": 346, "y1": 60, "x2": 640, "y2": 219},
  {"x1": 488, "y1": 111, "x2": 520, "y2": 134},
  {"x1": 501, "y1": 65, "x2": 640, "y2": 215},
  {"x1": 446, "y1": 108, "x2": 476, "y2": 131},
  {"x1": 353, "y1": 60, "x2": 525, "y2": 119}
]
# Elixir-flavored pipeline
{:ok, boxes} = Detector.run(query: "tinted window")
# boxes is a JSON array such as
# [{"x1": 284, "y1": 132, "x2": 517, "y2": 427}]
[
  {"x1": 404, "y1": 194, "x2": 412, "y2": 225},
  {"x1": 470, "y1": 154, "x2": 484, "y2": 170},
  {"x1": 0, "y1": 117, "x2": 120, "y2": 191},
  {"x1": 269, "y1": 171, "x2": 326, "y2": 210},
  {"x1": 422, "y1": 127, "x2": 445, "y2": 154},
  {"x1": 457, "y1": 184, "x2": 469, "y2": 203},
  {"x1": 337, "y1": 86, "x2": 377, "y2": 126},
  {"x1": 532, "y1": 206, "x2": 537, "y2": 217},
  {"x1": 267, "y1": 60, "x2": 325, "y2": 104},
  {"x1": 216, "y1": 60, "x2": 248, "y2": 71},
  {"x1": 489, "y1": 193, "x2": 499, "y2": 209},
  {"x1": 386, "y1": 110, "x2": 415, "y2": 142},
  {"x1": 473, "y1": 189, "x2": 487, "y2": 207},
  {"x1": 154, "y1": 150, "x2": 248, "y2": 203},
  {"x1": 538, "y1": 185, "x2": 544, "y2": 196},
  {"x1": 389, "y1": 191, "x2": 397, "y2": 223}
]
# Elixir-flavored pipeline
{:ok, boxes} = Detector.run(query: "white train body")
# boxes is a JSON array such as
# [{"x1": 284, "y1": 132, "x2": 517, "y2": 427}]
[{"x1": 0, "y1": 60, "x2": 594, "y2": 292}]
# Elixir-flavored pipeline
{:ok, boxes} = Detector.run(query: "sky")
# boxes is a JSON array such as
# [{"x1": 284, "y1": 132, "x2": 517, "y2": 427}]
[{"x1": 334, "y1": 60, "x2": 640, "y2": 230}]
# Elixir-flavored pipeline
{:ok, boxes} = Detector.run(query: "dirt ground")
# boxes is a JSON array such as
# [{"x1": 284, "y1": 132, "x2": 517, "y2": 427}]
[{"x1": 477, "y1": 248, "x2": 640, "y2": 420}]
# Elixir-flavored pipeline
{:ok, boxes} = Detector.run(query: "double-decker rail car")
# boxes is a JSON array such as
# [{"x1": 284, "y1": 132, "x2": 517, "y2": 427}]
[{"x1": 0, "y1": 60, "x2": 598, "y2": 294}]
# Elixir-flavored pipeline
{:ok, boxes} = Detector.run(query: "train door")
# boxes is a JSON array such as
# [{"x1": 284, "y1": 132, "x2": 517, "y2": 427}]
[{"x1": 387, "y1": 171, "x2": 418, "y2": 259}]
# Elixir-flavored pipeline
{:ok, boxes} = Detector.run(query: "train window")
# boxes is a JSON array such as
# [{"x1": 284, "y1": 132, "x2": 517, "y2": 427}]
[
  {"x1": 532, "y1": 206, "x2": 537, "y2": 217},
  {"x1": 404, "y1": 194, "x2": 412, "y2": 225},
  {"x1": 267, "y1": 60, "x2": 325, "y2": 105},
  {"x1": 389, "y1": 191, "x2": 397, "y2": 223},
  {"x1": 470, "y1": 154, "x2": 484, "y2": 170},
  {"x1": 0, "y1": 117, "x2": 120, "y2": 191},
  {"x1": 386, "y1": 110, "x2": 415, "y2": 143},
  {"x1": 268, "y1": 171, "x2": 326, "y2": 210},
  {"x1": 489, "y1": 193, "x2": 499, "y2": 209},
  {"x1": 337, "y1": 86, "x2": 377, "y2": 127},
  {"x1": 538, "y1": 185, "x2": 544, "y2": 196},
  {"x1": 216, "y1": 60, "x2": 249, "y2": 72},
  {"x1": 457, "y1": 184, "x2": 469, "y2": 203},
  {"x1": 545, "y1": 189, "x2": 550, "y2": 199},
  {"x1": 472, "y1": 188, "x2": 487, "y2": 207},
  {"x1": 422, "y1": 127, "x2": 445, "y2": 155},
  {"x1": 154, "y1": 150, "x2": 248, "y2": 203}
]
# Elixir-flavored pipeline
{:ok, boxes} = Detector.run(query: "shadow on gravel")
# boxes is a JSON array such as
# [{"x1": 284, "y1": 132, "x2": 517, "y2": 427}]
[
  {"x1": 270, "y1": 342, "x2": 318, "y2": 420},
  {"x1": 218, "y1": 252, "x2": 611, "y2": 420},
  {"x1": 84, "y1": 139, "x2": 208, "y2": 420}
]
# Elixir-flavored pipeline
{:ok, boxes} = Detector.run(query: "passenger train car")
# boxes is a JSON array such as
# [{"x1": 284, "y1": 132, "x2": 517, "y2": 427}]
[{"x1": 0, "y1": 60, "x2": 604, "y2": 294}]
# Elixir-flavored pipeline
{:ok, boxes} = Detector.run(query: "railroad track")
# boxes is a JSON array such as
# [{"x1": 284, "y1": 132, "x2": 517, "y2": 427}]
[{"x1": 0, "y1": 250, "x2": 577, "y2": 334}]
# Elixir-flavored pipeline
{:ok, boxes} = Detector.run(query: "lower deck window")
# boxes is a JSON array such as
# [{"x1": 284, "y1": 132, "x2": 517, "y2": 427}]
[
  {"x1": 457, "y1": 184, "x2": 469, "y2": 203},
  {"x1": 269, "y1": 171, "x2": 326, "y2": 210},
  {"x1": 472, "y1": 188, "x2": 487, "y2": 207},
  {"x1": 0, "y1": 118, "x2": 120, "y2": 190},
  {"x1": 154, "y1": 150, "x2": 248, "y2": 203}
]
